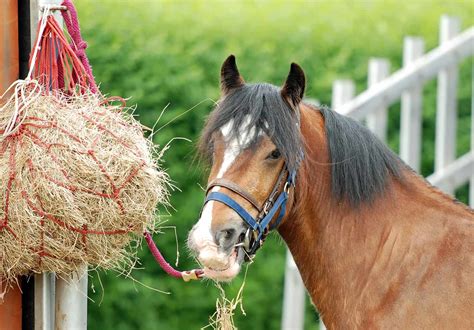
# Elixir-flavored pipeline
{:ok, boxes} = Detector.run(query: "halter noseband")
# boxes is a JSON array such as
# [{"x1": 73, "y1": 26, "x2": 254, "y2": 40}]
[{"x1": 203, "y1": 164, "x2": 297, "y2": 260}]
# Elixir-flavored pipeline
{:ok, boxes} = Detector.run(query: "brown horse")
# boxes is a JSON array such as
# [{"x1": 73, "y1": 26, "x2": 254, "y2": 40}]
[{"x1": 187, "y1": 55, "x2": 474, "y2": 329}]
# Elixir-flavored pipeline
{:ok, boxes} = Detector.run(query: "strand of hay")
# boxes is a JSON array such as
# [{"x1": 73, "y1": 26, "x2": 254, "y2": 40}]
[
  {"x1": 0, "y1": 88, "x2": 169, "y2": 288},
  {"x1": 203, "y1": 266, "x2": 249, "y2": 330}
]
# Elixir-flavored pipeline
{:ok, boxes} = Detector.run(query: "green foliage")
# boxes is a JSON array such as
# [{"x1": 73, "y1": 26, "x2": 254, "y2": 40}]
[{"x1": 75, "y1": 0, "x2": 472, "y2": 328}]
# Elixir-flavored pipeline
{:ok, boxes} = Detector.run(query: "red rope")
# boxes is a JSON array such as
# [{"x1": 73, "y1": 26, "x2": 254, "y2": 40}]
[
  {"x1": 0, "y1": 112, "x2": 144, "y2": 260},
  {"x1": 29, "y1": 16, "x2": 90, "y2": 94},
  {"x1": 144, "y1": 231, "x2": 203, "y2": 281},
  {"x1": 61, "y1": 0, "x2": 98, "y2": 93}
]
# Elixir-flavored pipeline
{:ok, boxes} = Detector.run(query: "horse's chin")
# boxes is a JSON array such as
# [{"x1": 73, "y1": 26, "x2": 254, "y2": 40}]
[{"x1": 203, "y1": 248, "x2": 245, "y2": 282}]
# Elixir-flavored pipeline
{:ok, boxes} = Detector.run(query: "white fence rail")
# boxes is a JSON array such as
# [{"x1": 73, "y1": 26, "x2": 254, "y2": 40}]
[
  {"x1": 336, "y1": 27, "x2": 473, "y2": 119},
  {"x1": 282, "y1": 15, "x2": 473, "y2": 330}
]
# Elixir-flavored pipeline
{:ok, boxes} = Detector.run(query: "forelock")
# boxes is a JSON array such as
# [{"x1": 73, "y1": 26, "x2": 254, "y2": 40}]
[{"x1": 199, "y1": 83, "x2": 302, "y2": 171}]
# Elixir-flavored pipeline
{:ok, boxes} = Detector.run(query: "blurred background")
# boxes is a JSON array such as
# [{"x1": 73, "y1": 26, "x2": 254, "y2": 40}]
[{"x1": 71, "y1": 0, "x2": 473, "y2": 329}]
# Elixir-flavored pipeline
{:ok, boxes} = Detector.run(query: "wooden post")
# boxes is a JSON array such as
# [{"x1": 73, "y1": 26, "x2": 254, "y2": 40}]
[
  {"x1": 0, "y1": 1, "x2": 22, "y2": 329},
  {"x1": 281, "y1": 253, "x2": 305, "y2": 330},
  {"x1": 435, "y1": 15, "x2": 460, "y2": 194},
  {"x1": 332, "y1": 79, "x2": 356, "y2": 110},
  {"x1": 0, "y1": 0, "x2": 19, "y2": 92},
  {"x1": 367, "y1": 58, "x2": 390, "y2": 142},
  {"x1": 400, "y1": 37, "x2": 425, "y2": 172},
  {"x1": 0, "y1": 288, "x2": 22, "y2": 330}
]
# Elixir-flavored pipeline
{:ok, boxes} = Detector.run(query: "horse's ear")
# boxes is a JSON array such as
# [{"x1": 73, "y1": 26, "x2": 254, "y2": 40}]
[
  {"x1": 281, "y1": 63, "x2": 305, "y2": 107},
  {"x1": 221, "y1": 55, "x2": 244, "y2": 94}
]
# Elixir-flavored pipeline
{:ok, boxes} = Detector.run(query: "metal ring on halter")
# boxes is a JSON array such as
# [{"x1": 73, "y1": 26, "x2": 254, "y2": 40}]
[
  {"x1": 284, "y1": 182, "x2": 291, "y2": 194},
  {"x1": 263, "y1": 201, "x2": 272, "y2": 215},
  {"x1": 242, "y1": 227, "x2": 258, "y2": 252}
]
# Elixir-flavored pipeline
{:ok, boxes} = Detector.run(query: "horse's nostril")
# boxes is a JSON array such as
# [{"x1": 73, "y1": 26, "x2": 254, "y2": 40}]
[
  {"x1": 225, "y1": 228, "x2": 236, "y2": 239},
  {"x1": 216, "y1": 228, "x2": 236, "y2": 243}
]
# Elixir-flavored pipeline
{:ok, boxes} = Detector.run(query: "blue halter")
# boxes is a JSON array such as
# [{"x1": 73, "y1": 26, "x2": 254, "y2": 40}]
[{"x1": 203, "y1": 166, "x2": 297, "y2": 257}]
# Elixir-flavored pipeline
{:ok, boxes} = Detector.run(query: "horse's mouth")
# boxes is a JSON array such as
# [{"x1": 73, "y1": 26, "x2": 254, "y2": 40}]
[
  {"x1": 206, "y1": 265, "x2": 230, "y2": 272},
  {"x1": 202, "y1": 249, "x2": 244, "y2": 282}
]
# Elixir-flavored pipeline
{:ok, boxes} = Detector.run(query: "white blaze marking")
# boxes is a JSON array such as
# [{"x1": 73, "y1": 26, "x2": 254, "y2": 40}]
[{"x1": 192, "y1": 116, "x2": 257, "y2": 250}]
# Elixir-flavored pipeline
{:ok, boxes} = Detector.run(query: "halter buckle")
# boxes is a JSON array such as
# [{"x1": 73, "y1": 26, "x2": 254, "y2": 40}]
[
  {"x1": 263, "y1": 201, "x2": 272, "y2": 215},
  {"x1": 283, "y1": 182, "x2": 291, "y2": 194}
]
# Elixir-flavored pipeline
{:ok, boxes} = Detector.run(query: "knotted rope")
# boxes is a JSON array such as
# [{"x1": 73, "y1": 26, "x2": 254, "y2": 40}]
[{"x1": 61, "y1": 0, "x2": 97, "y2": 93}]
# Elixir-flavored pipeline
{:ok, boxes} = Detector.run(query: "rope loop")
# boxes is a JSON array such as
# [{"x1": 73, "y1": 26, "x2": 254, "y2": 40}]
[{"x1": 61, "y1": 0, "x2": 98, "y2": 93}]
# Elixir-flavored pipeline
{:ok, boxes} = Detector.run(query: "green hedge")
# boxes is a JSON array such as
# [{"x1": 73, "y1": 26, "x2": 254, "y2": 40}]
[{"x1": 75, "y1": 1, "x2": 473, "y2": 329}]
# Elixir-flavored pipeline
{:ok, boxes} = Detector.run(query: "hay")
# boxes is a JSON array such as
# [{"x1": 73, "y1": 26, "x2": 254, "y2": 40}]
[
  {"x1": 0, "y1": 89, "x2": 168, "y2": 287},
  {"x1": 203, "y1": 267, "x2": 248, "y2": 330}
]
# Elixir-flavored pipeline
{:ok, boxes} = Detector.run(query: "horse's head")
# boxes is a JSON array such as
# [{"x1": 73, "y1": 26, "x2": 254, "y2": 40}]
[{"x1": 187, "y1": 55, "x2": 305, "y2": 281}]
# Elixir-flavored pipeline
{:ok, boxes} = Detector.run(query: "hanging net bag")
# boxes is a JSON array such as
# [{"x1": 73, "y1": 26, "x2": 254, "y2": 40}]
[{"x1": 0, "y1": 2, "x2": 169, "y2": 288}]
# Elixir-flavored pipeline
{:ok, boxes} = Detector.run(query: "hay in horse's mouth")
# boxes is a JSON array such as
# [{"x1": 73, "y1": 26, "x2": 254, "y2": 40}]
[
  {"x1": 207, "y1": 266, "x2": 231, "y2": 272},
  {"x1": 203, "y1": 250, "x2": 242, "y2": 281}
]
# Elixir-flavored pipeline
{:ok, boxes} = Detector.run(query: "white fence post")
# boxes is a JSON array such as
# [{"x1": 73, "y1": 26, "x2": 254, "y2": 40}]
[
  {"x1": 367, "y1": 58, "x2": 390, "y2": 142},
  {"x1": 332, "y1": 79, "x2": 356, "y2": 110},
  {"x1": 281, "y1": 252, "x2": 306, "y2": 330},
  {"x1": 435, "y1": 15, "x2": 461, "y2": 194},
  {"x1": 400, "y1": 37, "x2": 425, "y2": 172}
]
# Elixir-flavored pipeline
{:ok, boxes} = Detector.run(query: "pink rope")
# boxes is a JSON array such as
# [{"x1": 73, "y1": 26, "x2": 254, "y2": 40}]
[
  {"x1": 144, "y1": 231, "x2": 204, "y2": 280},
  {"x1": 61, "y1": 0, "x2": 98, "y2": 93}
]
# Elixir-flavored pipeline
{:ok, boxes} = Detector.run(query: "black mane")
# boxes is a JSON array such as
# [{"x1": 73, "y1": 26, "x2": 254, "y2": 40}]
[
  {"x1": 199, "y1": 82, "x2": 403, "y2": 207},
  {"x1": 318, "y1": 105, "x2": 404, "y2": 206}
]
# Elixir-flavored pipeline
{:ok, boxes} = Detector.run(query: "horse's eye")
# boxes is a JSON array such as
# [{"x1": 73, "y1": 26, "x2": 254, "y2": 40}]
[{"x1": 267, "y1": 149, "x2": 281, "y2": 160}]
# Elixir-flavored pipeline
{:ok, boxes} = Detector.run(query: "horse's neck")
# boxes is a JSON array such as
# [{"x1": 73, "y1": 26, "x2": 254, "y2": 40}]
[{"x1": 278, "y1": 107, "x2": 473, "y2": 327}]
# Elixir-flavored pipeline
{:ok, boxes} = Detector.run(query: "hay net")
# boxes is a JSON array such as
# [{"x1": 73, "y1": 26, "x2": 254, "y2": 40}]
[{"x1": 0, "y1": 5, "x2": 168, "y2": 287}]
